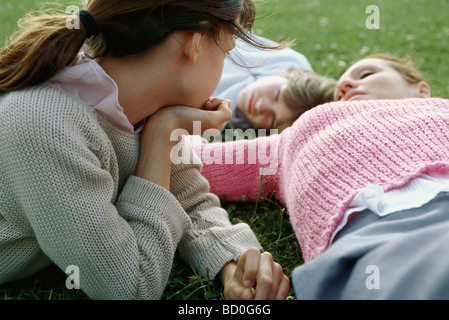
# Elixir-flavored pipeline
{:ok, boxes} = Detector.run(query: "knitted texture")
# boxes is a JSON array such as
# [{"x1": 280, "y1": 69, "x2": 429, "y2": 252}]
[
  {"x1": 0, "y1": 84, "x2": 261, "y2": 299},
  {"x1": 196, "y1": 98, "x2": 449, "y2": 261},
  {"x1": 193, "y1": 134, "x2": 283, "y2": 203}
]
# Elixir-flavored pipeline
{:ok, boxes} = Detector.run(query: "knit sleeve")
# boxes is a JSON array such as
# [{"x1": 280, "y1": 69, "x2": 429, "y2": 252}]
[
  {"x1": 170, "y1": 138, "x2": 262, "y2": 279},
  {"x1": 191, "y1": 133, "x2": 285, "y2": 203},
  {"x1": 0, "y1": 89, "x2": 191, "y2": 299}
]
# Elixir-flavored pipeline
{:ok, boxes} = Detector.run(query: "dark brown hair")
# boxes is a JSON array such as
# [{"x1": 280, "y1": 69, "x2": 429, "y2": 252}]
[{"x1": 0, "y1": 0, "x2": 274, "y2": 93}]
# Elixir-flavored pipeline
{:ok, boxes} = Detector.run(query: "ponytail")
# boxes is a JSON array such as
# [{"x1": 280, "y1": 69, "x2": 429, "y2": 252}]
[{"x1": 0, "y1": 13, "x2": 87, "y2": 93}]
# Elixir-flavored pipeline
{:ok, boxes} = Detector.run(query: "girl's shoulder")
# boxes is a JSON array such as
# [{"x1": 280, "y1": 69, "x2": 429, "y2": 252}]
[
  {"x1": 0, "y1": 83, "x2": 103, "y2": 141},
  {"x1": 1, "y1": 83, "x2": 95, "y2": 114},
  {"x1": 0, "y1": 83, "x2": 139, "y2": 154}
]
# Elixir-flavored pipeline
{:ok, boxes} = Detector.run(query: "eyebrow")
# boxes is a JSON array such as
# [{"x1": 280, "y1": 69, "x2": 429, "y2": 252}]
[
  {"x1": 349, "y1": 65, "x2": 369, "y2": 78},
  {"x1": 348, "y1": 64, "x2": 383, "y2": 79}
]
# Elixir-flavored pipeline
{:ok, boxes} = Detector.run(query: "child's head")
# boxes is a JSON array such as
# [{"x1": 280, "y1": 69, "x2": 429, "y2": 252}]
[
  {"x1": 335, "y1": 53, "x2": 432, "y2": 101},
  {"x1": 0, "y1": 0, "x2": 265, "y2": 92},
  {"x1": 237, "y1": 68, "x2": 337, "y2": 130}
]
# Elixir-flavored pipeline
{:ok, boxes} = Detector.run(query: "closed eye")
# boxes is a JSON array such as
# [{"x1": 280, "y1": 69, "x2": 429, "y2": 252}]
[
  {"x1": 360, "y1": 71, "x2": 375, "y2": 79},
  {"x1": 275, "y1": 89, "x2": 281, "y2": 101}
]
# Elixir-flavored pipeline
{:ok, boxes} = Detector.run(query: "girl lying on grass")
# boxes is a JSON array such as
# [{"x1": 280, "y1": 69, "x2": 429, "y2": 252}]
[{"x1": 195, "y1": 53, "x2": 449, "y2": 299}]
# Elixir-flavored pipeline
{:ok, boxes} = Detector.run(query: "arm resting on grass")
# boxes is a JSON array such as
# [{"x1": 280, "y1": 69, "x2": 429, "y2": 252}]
[{"x1": 192, "y1": 134, "x2": 286, "y2": 203}]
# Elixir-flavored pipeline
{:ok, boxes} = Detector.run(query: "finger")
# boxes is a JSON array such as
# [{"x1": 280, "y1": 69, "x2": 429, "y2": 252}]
[
  {"x1": 269, "y1": 262, "x2": 289, "y2": 300},
  {"x1": 267, "y1": 262, "x2": 283, "y2": 300},
  {"x1": 205, "y1": 99, "x2": 231, "y2": 120},
  {"x1": 241, "y1": 287, "x2": 256, "y2": 300},
  {"x1": 224, "y1": 279, "x2": 254, "y2": 300},
  {"x1": 210, "y1": 101, "x2": 232, "y2": 130},
  {"x1": 276, "y1": 274, "x2": 291, "y2": 300},
  {"x1": 203, "y1": 98, "x2": 232, "y2": 110},
  {"x1": 223, "y1": 261, "x2": 254, "y2": 300},
  {"x1": 195, "y1": 102, "x2": 232, "y2": 132},
  {"x1": 217, "y1": 101, "x2": 232, "y2": 119},
  {"x1": 253, "y1": 252, "x2": 274, "y2": 300},
  {"x1": 202, "y1": 98, "x2": 217, "y2": 110},
  {"x1": 239, "y1": 248, "x2": 261, "y2": 289}
]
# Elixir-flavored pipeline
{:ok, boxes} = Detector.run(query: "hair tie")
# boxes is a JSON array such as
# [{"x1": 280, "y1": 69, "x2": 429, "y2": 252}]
[{"x1": 78, "y1": 10, "x2": 100, "y2": 38}]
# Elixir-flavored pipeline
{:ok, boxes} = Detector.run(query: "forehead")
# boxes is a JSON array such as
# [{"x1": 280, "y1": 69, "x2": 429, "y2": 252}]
[
  {"x1": 339, "y1": 58, "x2": 396, "y2": 80},
  {"x1": 253, "y1": 75, "x2": 287, "y2": 86}
]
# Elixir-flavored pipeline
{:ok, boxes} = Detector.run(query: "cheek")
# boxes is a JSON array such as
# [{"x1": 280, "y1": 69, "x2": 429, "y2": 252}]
[
  {"x1": 237, "y1": 85, "x2": 253, "y2": 107},
  {"x1": 213, "y1": 58, "x2": 225, "y2": 85},
  {"x1": 209, "y1": 50, "x2": 226, "y2": 88},
  {"x1": 375, "y1": 77, "x2": 410, "y2": 99},
  {"x1": 247, "y1": 113, "x2": 263, "y2": 127},
  {"x1": 237, "y1": 89, "x2": 246, "y2": 107},
  {"x1": 201, "y1": 55, "x2": 225, "y2": 101}
]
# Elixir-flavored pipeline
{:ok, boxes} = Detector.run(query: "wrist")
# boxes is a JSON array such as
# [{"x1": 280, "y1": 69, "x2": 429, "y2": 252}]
[
  {"x1": 145, "y1": 118, "x2": 174, "y2": 139},
  {"x1": 136, "y1": 117, "x2": 178, "y2": 189}
]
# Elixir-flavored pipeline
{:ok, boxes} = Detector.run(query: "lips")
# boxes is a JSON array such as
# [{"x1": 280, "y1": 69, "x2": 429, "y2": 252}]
[
  {"x1": 345, "y1": 91, "x2": 365, "y2": 101},
  {"x1": 247, "y1": 95, "x2": 255, "y2": 114}
]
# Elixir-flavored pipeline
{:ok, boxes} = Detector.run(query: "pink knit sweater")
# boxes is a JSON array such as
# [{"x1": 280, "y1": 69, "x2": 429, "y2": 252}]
[{"x1": 193, "y1": 98, "x2": 449, "y2": 261}]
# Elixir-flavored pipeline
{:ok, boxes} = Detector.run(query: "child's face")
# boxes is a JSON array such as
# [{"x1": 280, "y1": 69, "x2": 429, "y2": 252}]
[
  {"x1": 237, "y1": 75, "x2": 296, "y2": 129},
  {"x1": 335, "y1": 58, "x2": 423, "y2": 101}
]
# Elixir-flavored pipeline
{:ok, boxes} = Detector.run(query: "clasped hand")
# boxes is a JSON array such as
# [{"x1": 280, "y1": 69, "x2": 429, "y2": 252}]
[
  {"x1": 221, "y1": 248, "x2": 290, "y2": 300},
  {"x1": 144, "y1": 97, "x2": 233, "y2": 137},
  {"x1": 136, "y1": 97, "x2": 231, "y2": 189}
]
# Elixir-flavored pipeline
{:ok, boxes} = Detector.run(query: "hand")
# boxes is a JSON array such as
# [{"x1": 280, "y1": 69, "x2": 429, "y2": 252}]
[
  {"x1": 135, "y1": 98, "x2": 231, "y2": 189},
  {"x1": 145, "y1": 97, "x2": 232, "y2": 136},
  {"x1": 221, "y1": 248, "x2": 290, "y2": 300}
]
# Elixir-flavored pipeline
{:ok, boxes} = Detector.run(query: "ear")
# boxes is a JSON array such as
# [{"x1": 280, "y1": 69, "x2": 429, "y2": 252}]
[
  {"x1": 416, "y1": 81, "x2": 432, "y2": 98},
  {"x1": 184, "y1": 32, "x2": 203, "y2": 65}
]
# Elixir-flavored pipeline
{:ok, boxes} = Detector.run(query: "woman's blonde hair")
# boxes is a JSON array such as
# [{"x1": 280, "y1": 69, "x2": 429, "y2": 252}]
[{"x1": 0, "y1": 0, "x2": 276, "y2": 93}]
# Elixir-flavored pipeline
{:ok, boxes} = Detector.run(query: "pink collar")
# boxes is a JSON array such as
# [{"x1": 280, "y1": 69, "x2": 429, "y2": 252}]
[{"x1": 48, "y1": 53, "x2": 136, "y2": 134}]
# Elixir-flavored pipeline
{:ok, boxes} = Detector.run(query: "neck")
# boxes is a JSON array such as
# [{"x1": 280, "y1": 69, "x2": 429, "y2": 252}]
[{"x1": 97, "y1": 51, "x2": 179, "y2": 126}]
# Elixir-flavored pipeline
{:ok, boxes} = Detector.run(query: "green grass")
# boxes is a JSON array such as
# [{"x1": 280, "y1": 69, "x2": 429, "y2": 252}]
[
  {"x1": 254, "y1": 0, "x2": 449, "y2": 98},
  {"x1": 1, "y1": 0, "x2": 448, "y2": 300}
]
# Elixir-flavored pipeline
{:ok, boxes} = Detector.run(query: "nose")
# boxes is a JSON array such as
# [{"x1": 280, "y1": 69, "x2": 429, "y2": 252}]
[
  {"x1": 336, "y1": 79, "x2": 357, "y2": 100},
  {"x1": 255, "y1": 98, "x2": 274, "y2": 116}
]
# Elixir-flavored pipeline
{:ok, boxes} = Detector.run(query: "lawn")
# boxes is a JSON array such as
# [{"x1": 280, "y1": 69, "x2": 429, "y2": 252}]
[
  {"x1": 1, "y1": 0, "x2": 448, "y2": 300},
  {"x1": 254, "y1": 0, "x2": 449, "y2": 98}
]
